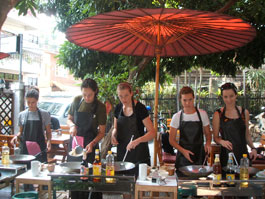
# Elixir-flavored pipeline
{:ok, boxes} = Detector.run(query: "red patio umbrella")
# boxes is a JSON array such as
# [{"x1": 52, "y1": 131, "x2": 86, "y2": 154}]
[
  {"x1": 0, "y1": 52, "x2": 9, "y2": 60},
  {"x1": 66, "y1": 8, "x2": 256, "y2": 166}
]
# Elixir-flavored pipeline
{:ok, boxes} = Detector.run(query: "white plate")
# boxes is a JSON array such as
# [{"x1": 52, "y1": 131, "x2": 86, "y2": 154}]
[{"x1": 256, "y1": 171, "x2": 265, "y2": 178}]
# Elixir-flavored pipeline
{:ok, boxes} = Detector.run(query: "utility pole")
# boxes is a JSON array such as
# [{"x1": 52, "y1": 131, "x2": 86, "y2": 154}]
[{"x1": 18, "y1": 34, "x2": 24, "y2": 112}]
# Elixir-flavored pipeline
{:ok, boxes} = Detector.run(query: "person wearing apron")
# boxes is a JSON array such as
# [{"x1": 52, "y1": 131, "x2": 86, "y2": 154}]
[
  {"x1": 111, "y1": 82, "x2": 155, "y2": 174},
  {"x1": 11, "y1": 88, "x2": 51, "y2": 163},
  {"x1": 169, "y1": 86, "x2": 212, "y2": 172},
  {"x1": 11, "y1": 88, "x2": 51, "y2": 191},
  {"x1": 213, "y1": 82, "x2": 257, "y2": 167},
  {"x1": 67, "y1": 78, "x2": 106, "y2": 199}
]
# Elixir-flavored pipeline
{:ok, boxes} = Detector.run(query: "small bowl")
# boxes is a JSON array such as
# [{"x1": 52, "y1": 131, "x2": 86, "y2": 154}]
[
  {"x1": 47, "y1": 163, "x2": 55, "y2": 172},
  {"x1": 166, "y1": 166, "x2": 175, "y2": 176}
]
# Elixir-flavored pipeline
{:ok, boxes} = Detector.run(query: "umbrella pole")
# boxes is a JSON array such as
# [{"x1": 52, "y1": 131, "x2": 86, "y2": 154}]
[{"x1": 154, "y1": 53, "x2": 162, "y2": 166}]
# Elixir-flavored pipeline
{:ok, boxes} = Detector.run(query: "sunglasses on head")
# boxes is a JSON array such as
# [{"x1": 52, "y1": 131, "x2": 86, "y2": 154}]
[{"x1": 220, "y1": 83, "x2": 237, "y2": 93}]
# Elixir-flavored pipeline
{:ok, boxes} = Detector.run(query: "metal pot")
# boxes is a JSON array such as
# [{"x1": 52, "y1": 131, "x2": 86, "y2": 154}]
[
  {"x1": 60, "y1": 162, "x2": 92, "y2": 173},
  {"x1": 179, "y1": 165, "x2": 213, "y2": 177},
  {"x1": 10, "y1": 155, "x2": 36, "y2": 164}
]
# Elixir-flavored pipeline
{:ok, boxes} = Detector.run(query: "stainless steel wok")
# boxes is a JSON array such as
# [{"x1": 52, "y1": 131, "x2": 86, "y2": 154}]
[
  {"x1": 101, "y1": 161, "x2": 135, "y2": 172},
  {"x1": 114, "y1": 161, "x2": 135, "y2": 172},
  {"x1": 223, "y1": 166, "x2": 259, "y2": 177},
  {"x1": 10, "y1": 155, "x2": 36, "y2": 164},
  {"x1": 60, "y1": 162, "x2": 92, "y2": 173},
  {"x1": 179, "y1": 165, "x2": 213, "y2": 177}
]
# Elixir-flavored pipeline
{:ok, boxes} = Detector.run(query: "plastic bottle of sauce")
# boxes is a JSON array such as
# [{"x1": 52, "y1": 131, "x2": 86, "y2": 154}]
[
  {"x1": 240, "y1": 154, "x2": 249, "y2": 188},
  {"x1": 106, "y1": 150, "x2": 115, "y2": 183},
  {"x1": 2, "y1": 143, "x2": 10, "y2": 166}
]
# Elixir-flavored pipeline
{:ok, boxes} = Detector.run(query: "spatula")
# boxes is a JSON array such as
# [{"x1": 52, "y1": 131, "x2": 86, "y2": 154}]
[
  {"x1": 199, "y1": 153, "x2": 208, "y2": 173},
  {"x1": 122, "y1": 135, "x2": 134, "y2": 163}
]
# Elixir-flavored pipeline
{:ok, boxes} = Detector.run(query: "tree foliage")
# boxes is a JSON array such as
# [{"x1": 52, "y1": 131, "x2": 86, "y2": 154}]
[
  {"x1": 40, "y1": 0, "x2": 265, "y2": 82},
  {"x1": 2, "y1": 0, "x2": 264, "y2": 87}
]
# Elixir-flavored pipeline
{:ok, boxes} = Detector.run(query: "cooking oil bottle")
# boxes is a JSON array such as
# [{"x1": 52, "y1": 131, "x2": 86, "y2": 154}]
[
  {"x1": 2, "y1": 142, "x2": 10, "y2": 166},
  {"x1": 106, "y1": 150, "x2": 115, "y2": 183},
  {"x1": 93, "y1": 149, "x2": 101, "y2": 182},
  {"x1": 240, "y1": 154, "x2": 249, "y2": 188}
]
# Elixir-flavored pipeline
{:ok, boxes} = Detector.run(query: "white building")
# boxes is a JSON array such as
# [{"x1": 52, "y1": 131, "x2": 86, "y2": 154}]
[{"x1": 0, "y1": 9, "x2": 80, "y2": 95}]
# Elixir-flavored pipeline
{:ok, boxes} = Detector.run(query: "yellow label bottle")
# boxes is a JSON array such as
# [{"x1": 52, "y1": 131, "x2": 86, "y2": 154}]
[{"x1": 93, "y1": 149, "x2": 101, "y2": 182}]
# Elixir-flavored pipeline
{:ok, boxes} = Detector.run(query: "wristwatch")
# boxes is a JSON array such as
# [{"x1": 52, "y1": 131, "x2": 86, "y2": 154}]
[{"x1": 70, "y1": 124, "x2": 75, "y2": 128}]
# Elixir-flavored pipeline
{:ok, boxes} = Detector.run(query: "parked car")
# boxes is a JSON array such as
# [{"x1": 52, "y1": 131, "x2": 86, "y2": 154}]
[{"x1": 38, "y1": 100, "x2": 72, "y2": 126}]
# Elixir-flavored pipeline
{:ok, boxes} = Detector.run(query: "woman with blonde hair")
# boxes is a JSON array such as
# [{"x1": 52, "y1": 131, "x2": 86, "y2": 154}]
[{"x1": 111, "y1": 82, "x2": 155, "y2": 168}]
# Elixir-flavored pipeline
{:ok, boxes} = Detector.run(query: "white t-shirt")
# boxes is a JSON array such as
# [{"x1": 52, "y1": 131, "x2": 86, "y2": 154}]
[{"x1": 170, "y1": 109, "x2": 210, "y2": 129}]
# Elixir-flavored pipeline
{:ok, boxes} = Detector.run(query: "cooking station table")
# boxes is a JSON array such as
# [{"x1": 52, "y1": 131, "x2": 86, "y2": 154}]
[
  {"x1": 135, "y1": 175, "x2": 177, "y2": 199},
  {"x1": 0, "y1": 164, "x2": 27, "y2": 195},
  {"x1": 49, "y1": 173, "x2": 135, "y2": 199},
  {"x1": 177, "y1": 176, "x2": 265, "y2": 198},
  {"x1": 49, "y1": 133, "x2": 70, "y2": 162},
  {"x1": 15, "y1": 169, "x2": 52, "y2": 199}
]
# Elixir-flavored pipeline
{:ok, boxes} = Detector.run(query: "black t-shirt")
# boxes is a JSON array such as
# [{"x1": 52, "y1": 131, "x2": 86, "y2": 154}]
[
  {"x1": 51, "y1": 116, "x2": 60, "y2": 130},
  {"x1": 114, "y1": 102, "x2": 149, "y2": 136}
]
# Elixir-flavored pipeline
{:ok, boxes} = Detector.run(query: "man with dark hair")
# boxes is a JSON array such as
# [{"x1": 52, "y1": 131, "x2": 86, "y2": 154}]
[
  {"x1": 11, "y1": 87, "x2": 51, "y2": 191},
  {"x1": 67, "y1": 78, "x2": 106, "y2": 199},
  {"x1": 169, "y1": 86, "x2": 212, "y2": 172},
  {"x1": 11, "y1": 88, "x2": 51, "y2": 162}
]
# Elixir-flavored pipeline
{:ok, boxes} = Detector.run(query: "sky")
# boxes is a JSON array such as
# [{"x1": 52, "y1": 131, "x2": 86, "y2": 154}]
[{"x1": 6, "y1": 9, "x2": 66, "y2": 48}]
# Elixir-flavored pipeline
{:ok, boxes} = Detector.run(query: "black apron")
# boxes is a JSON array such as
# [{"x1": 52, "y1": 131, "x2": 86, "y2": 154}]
[
  {"x1": 67, "y1": 99, "x2": 98, "y2": 163},
  {"x1": 20, "y1": 109, "x2": 47, "y2": 163},
  {"x1": 175, "y1": 108, "x2": 205, "y2": 169},
  {"x1": 116, "y1": 101, "x2": 150, "y2": 165},
  {"x1": 219, "y1": 106, "x2": 249, "y2": 167}
]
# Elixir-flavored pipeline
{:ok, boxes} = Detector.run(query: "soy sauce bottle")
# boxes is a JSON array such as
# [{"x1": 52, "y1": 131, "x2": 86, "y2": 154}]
[
  {"x1": 213, "y1": 154, "x2": 222, "y2": 187},
  {"x1": 80, "y1": 149, "x2": 89, "y2": 180},
  {"x1": 226, "y1": 152, "x2": 235, "y2": 187}
]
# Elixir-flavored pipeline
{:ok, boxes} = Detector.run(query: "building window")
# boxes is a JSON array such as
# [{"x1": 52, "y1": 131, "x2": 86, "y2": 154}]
[
  {"x1": 28, "y1": 77, "x2": 38, "y2": 86},
  {"x1": 55, "y1": 64, "x2": 68, "y2": 77}
]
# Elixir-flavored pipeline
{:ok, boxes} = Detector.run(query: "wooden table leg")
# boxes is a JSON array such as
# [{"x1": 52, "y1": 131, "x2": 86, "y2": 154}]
[
  {"x1": 173, "y1": 187, "x2": 177, "y2": 199},
  {"x1": 62, "y1": 143, "x2": 68, "y2": 162},
  {"x1": 48, "y1": 183, "x2": 52, "y2": 199},
  {"x1": 135, "y1": 184, "x2": 138, "y2": 199},
  {"x1": 15, "y1": 180, "x2": 19, "y2": 193}
]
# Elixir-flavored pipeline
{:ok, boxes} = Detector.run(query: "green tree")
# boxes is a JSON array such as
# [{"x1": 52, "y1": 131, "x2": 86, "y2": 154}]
[
  {"x1": 1, "y1": 0, "x2": 265, "y2": 87},
  {"x1": 0, "y1": 0, "x2": 38, "y2": 31},
  {"x1": 246, "y1": 69, "x2": 265, "y2": 91},
  {"x1": 42, "y1": 0, "x2": 265, "y2": 82}
]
